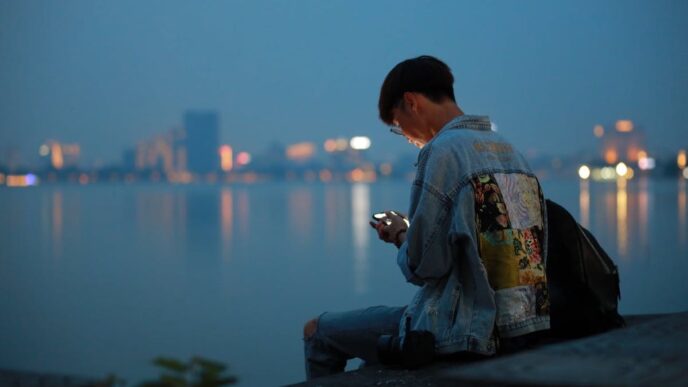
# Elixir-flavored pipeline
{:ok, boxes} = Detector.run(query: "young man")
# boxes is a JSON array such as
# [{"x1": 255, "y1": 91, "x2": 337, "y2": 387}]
[{"x1": 303, "y1": 55, "x2": 550, "y2": 379}]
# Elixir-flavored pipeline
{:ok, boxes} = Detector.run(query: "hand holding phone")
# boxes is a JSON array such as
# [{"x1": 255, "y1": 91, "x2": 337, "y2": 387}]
[
  {"x1": 370, "y1": 210, "x2": 410, "y2": 247},
  {"x1": 372, "y1": 212, "x2": 392, "y2": 225}
]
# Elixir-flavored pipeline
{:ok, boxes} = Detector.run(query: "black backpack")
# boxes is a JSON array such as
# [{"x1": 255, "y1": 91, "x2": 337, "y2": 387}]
[{"x1": 545, "y1": 199, "x2": 625, "y2": 338}]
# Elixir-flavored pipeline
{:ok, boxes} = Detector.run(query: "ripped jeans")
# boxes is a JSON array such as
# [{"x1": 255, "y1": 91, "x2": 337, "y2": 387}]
[{"x1": 304, "y1": 305, "x2": 406, "y2": 380}]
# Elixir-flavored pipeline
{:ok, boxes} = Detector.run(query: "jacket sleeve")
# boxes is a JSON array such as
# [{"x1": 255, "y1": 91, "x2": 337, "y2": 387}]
[{"x1": 396, "y1": 169, "x2": 455, "y2": 286}]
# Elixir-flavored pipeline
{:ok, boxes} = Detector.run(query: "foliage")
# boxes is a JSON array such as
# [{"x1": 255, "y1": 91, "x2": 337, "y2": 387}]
[
  {"x1": 137, "y1": 356, "x2": 238, "y2": 387},
  {"x1": 99, "y1": 355, "x2": 237, "y2": 386}
]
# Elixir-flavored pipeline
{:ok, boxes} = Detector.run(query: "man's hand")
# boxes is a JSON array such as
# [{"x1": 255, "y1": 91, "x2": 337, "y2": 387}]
[{"x1": 369, "y1": 211, "x2": 409, "y2": 248}]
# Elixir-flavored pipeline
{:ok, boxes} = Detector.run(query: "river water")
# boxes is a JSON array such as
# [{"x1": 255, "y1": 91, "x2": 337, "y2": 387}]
[{"x1": 1, "y1": 178, "x2": 686, "y2": 386}]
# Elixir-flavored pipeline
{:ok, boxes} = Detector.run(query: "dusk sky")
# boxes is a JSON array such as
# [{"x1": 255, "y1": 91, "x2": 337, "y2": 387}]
[{"x1": 1, "y1": 0, "x2": 686, "y2": 167}]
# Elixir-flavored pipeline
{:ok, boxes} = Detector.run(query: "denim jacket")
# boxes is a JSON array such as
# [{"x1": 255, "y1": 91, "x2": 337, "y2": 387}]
[{"x1": 397, "y1": 115, "x2": 550, "y2": 356}]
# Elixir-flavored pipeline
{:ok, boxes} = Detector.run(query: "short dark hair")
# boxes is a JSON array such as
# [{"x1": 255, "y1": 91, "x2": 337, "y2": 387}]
[{"x1": 378, "y1": 55, "x2": 456, "y2": 125}]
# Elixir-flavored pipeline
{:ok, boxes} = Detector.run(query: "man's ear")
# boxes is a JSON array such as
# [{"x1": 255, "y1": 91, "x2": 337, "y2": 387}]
[{"x1": 402, "y1": 92, "x2": 419, "y2": 113}]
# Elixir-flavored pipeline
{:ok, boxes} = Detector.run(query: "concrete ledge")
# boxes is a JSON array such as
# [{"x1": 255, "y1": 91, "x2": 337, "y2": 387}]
[{"x1": 291, "y1": 313, "x2": 687, "y2": 387}]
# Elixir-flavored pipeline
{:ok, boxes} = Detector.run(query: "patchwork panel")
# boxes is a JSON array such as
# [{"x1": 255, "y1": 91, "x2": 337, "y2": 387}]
[
  {"x1": 471, "y1": 174, "x2": 511, "y2": 233},
  {"x1": 493, "y1": 173, "x2": 543, "y2": 230},
  {"x1": 516, "y1": 228, "x2": 545, "y2": 283},
  {"x1": 472, "y1": 173, "x2": 550, "y2": 321},
  {"x1": 478, "y1": 230, "x2": 521, "y2": 290},
  {"x1": 494, "y1": 283, "x2": 549, "y2": 329},
  {"x1": 494, "y1": 285, "x2": 536, "y2": 327},
  {"x1": 479, "y1": 228, "x2": 547, "y2": 291}
]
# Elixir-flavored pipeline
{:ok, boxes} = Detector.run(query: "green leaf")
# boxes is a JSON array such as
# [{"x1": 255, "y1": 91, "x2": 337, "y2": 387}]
[{"x1": 153, "y1": 357, "x2": 190, "y2": 373}]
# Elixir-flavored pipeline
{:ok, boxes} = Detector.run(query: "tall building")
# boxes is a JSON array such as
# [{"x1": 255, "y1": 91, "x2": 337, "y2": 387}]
[{"x1": 184, "y1": 110, "x2": 219, "y2": 174}]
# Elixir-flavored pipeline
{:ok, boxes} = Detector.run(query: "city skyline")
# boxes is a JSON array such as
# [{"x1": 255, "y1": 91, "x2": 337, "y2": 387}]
[
  {"x1": 1, "y1": 1, "x2": 687, "y2": 168},
  {"x1": 2, "y1": 108, "x2": 687, "y2": 188},
  {"x1": 1, "y1": 108, "x2": 685, "y2": 171}
]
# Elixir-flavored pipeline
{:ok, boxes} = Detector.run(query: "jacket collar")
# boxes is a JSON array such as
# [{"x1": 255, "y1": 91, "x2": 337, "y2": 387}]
[{"x1": 442, "y1": 114, "x2": 492, "y2": 132}]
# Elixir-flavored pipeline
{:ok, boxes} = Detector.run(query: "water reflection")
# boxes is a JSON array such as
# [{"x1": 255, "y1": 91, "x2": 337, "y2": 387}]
[
  {"x1": 351, "y1": 183, "x2": 370, "y2": 295},
  {"x1": 603, "y1": 186, "x2": 616, "y2": 253},
  {"x1": 3, "y1": 181, "x2": 688, "y2": 387},
  {"x1": 679, "y1": 179, "x2": 686, "y2": 247},
  {"x1": 221, "y1": 188, "x2": 233, "y2": 260},
  {"x1": 158, "y1": 193, "x2": 175, "y2": 240},
  {"x1": 616, "y1": 178, "x2": 628, "y2": 258},
  {"x1": 185, "y1": 190, "x2": 220, "y2": 263},
  {"x1": 288, "y1": 188, "x2": 313, "y2": 241},
  {"x1": 324, "y1": 186, "x2": 345, "y2": 243},
  {"x1": 579, "y1": 180, "x2": 589, "y2": 228},
  {"x1": 237, "y1": 190, "x2": 250, "y2": 241},
  {"x1": 580, "y1": 178, "x2": 669, "y2": 260},
  {"x1": 136, "y1": 191, "x2": 178, "y2": 242},
  {"x1": 176, "y1": 193, "x2": 187, "y2": 242},
  {"x1": 52, "y1": 190, "x2": 63, "y2": 258},
  {"x1": 638, "y1": 177, "x2": 650, "y2": 255}
]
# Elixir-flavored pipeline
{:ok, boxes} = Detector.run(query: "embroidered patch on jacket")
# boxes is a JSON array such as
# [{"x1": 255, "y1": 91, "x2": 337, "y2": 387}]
[
  {"x1": 493, "y1": 173, "x2": 543, "y2": 230},
  {"x1": 471, "y1": 174, "x2": 511, "y2": 233},
  {"x1": 472, "y1": 173, "x2": 550, "y2": 324},
  {"x1": 478, "y1": 228, "x2": 546, "y2": 292}
]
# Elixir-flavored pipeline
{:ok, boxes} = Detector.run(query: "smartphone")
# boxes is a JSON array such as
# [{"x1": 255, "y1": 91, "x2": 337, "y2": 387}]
[
  {"x1": 372, "y1": 212, "x2": 392, "y2": 225},
  {"x1": 372, "y1": 212, "x2": 387, "y2": 221},
  {"x1": 373, "y1": 211, "x2": 410, "y2": 228}
]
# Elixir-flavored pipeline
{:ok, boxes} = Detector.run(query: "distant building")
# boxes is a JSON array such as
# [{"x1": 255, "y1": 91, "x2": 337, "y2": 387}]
[
  {"x1": 134, "y1": 133, "x2": 174, "y2": 173},
  {"x1": 184, "y1": 111, "x2": 219, "y2": 174},
  {"x1": 39, "y1": 141, "x2": 80, "y2": 170},
  {"x1": 171, "y1": 128, "x2": 187, "y2": 173},
  {"x1": 597, "y1": 120, "x2": 646, "y2": 164}
]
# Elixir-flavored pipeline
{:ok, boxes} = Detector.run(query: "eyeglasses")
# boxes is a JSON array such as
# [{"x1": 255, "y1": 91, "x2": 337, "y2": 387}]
[{"x1": 389, "y1": 126, "x2": 404, "y2": 136}]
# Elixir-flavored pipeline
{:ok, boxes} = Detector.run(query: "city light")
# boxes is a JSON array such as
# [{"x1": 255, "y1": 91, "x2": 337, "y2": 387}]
[
  {"x1": 604, "y1": 148, "x2": 618, "y2": 164},
  {"x1": 335, "y1": 138, "x2": 349, "y2": 151},
  {"x1": 236, "y1": 152, "x2": 251, "y2": 166},
  {"x1": 638, "y1": 157, "x2": 656, "y2": 171},
  {"x1": 615, "y1": 120, "x2": 634, "y2": 133},
  {"x1": 683, "y1": 168, "x2": 688, "y2": 180},
  {"x1": 168, "y1": 171, "x2": 193, "y2": 184},
  {"x1": 39, "y1": 144, "x2": 49, "y2": 156},
  {"x1": 600, "y1": 167, "x2": 616, "y2": 180},
  {"x1": 6, "y1": 174, "x2": 39, "y2": 187},
  {"x1": 347, "y1": 168, "x2": 376, "y2": 182},
  {"x1": 220, "y1": 145, "x2": 233, "y2": 172},
  {"x1": 62, "y1": 144, "x2": 81, "y2": 157},
  {"x1": 578, "y1": 165, "x2": 591, "y2": 180},
  {"x1": 319, "y1": 169, "x2": 333, "y2": 182},
  {"x1": 350, "y1": 136, "x2": 371, "y2": 150},
  {"x1": 0, "y1": 173, "x2": 4, "y2": 185},
  {"x1": 286, "y1": 142, "x2": 316, "y2": 160},
  {"x1": 323, "y1": 139, "x2": 337, "y2": 153},
  {"x1": 616, "y1": 162, "x2": 628, "y2": 177},
  {"x1": 679, "y1": 150, "x2": 687, "y2": 169},
  {"x1": 593, "y1": 125, "x2": 604, "y2": 138},
  {"x1": 51, "y1": 143, "x2": 64, "y2": 169}
]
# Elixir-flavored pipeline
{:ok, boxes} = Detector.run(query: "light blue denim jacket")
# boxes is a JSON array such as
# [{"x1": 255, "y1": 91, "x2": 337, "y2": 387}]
[{"x1": 397, "y1": 115, "x2": 550, "y2": 356}]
